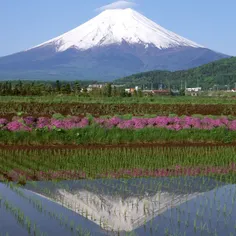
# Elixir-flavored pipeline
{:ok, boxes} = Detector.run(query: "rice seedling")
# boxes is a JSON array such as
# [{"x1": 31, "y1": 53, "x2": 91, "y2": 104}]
[
  {"x1": 1, "y1": 195, "x2": 45, "y2": 236},
  {"x1": 1, "y1": 119, "x2": 236, "y2": 236}
]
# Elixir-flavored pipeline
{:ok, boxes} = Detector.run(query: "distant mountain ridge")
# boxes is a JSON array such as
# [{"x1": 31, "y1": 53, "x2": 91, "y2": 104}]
[
  {"x1": 115, "y1": 57, "x2": 236, "y2": 89},
  {"x1": 0, "y1": 8, "x2": 230, "y2": 81}
]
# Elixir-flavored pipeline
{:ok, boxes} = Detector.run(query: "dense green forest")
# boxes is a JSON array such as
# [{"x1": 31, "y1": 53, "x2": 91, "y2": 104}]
[{"x1": 115, "y1": 57, "x2": 236, "y2": 89}]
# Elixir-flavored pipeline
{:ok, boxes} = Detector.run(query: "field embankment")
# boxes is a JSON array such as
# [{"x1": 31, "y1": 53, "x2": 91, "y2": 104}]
[{"x1": 1, "y1": 102, "x2": 236, "y2": 118}]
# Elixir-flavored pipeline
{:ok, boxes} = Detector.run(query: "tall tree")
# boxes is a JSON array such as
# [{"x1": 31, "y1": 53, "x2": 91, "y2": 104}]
[
  {"x1": 105, "y1": 83, "x2": 112, "y2": 97},
  {"x1": 74, "y1": 81, "x2": 81, "y2": 94},
  {"x1": 56, "y1": 80, "x2": 61, "y2": 92}
]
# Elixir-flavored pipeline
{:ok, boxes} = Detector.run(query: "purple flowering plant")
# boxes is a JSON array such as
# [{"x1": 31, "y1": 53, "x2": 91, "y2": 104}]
[{"x1": 1, "y1": 115, "x2": 236, "y2": 132}]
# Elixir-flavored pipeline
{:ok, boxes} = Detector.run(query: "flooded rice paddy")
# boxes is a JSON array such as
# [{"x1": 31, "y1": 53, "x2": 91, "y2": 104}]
[{"x1": 0, "y1": 176, "x2": 236, "y2": 235}]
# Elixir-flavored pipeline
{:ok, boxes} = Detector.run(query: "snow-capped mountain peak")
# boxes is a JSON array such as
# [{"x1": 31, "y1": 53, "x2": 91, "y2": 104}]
[
  {"x1": 1, "y1": 8, "x2": 228, "y2": 81},
  {"x1": 30, "y1": 8, "x2": 204, "y2": 52}
]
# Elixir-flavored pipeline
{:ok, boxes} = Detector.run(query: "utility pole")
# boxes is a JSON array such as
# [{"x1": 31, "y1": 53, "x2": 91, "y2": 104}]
[
  {"x1": 180, "y1": 80, "x2": 183, "y2": 90},
  {"x1": 167, "y1": 79, "x2": 170, "y2": 91}
]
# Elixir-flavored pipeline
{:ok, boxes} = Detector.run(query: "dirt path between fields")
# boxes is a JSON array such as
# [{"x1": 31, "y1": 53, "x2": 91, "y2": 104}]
[{"x1": 0, "y1": 142, "x2": 236, "y2": 150}]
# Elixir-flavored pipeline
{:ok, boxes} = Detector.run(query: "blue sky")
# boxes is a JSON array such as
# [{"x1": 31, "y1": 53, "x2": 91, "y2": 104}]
[{"x1": 0, "y1": 0, "x2": 235, "y2": 57}]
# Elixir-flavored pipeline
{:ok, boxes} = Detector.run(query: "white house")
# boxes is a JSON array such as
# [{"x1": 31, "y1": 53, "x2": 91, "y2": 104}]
[
  {"x1": 87, "y1": 84, "x2": 105, "y2": 92},
  {"x1": 185, "y1": 87, "x2": 202, "y2": 92}
]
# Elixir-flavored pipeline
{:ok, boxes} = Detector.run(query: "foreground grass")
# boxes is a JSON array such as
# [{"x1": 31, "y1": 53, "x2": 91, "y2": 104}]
[
  {"x1": 1, "y1": 95, "x2": 236, "y2": 104},
  {"x1": 0, "y1": 146, "x2": 236, "y2": 183},
  {"x1": 0, "y1": 127, "x2": 235, "y2": 145}
]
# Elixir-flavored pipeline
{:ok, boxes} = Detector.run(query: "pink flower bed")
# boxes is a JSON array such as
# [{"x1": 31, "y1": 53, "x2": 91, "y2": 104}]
[
  {"x1": 1, "y1": 115, "x2": 236, "y2": 131},
  {"x1": 7, "y1": 169, "x2": 87, "y2": 181},
  {"x1": 6, "y1": 163, "x2": 236, "y2": 181}
]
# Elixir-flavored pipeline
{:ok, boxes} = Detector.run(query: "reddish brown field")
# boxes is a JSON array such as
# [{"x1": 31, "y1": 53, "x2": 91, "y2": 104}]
[{"x1": 1, "y1": 103, "x2": 236, "y2": 118}]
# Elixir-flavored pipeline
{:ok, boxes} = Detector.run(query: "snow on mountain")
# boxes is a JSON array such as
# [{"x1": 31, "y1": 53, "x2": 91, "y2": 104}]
[
  {"x1": 54, "y1": 189, "x2": 200, "y2": 231},
  {"x1": 28, "y1": 183, "x2": 202, "y2": 231},
  {"x1": 25, "y1": 177, "x2": 221, "y2": 232},
  {"x1": 0, "y1": 8, "x2": 229, "y2": 81},
  {"x1": 29, "y1": 8, "x2": 204, "y2": 52}
]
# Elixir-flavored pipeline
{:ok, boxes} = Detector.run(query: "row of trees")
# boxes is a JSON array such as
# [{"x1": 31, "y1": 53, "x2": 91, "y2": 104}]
[
  {"x1": 0, "y1": 80, "x2": 79, "y2": 96},
  {"x1": 0, "y1": 80, "x2": 144, "y2": 97}
]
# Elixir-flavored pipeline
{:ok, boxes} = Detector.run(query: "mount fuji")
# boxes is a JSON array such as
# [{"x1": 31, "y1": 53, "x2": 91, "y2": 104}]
[{"x1": 0, "y1": 8, "x2": 229, "y2": 81}]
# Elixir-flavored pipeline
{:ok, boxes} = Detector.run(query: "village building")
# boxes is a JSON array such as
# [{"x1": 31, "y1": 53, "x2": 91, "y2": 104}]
[
  {"x1": 185, "y1": 87, "x2": 202, "y2": 96},
  {"x1": 87, "y1": 84, "x2": 105, "y2": 92}
]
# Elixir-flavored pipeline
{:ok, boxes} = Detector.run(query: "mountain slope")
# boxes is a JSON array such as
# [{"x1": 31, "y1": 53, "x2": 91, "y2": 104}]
[
  {"x1": 115, "y1": 57, "x2": 236, "y2": 88},
  {"x1": 29, "y1": 8, "x2": 203, "y2": 52},
  {"x1": 0, "y1": 8, "x2": 229, "y2": 81}
]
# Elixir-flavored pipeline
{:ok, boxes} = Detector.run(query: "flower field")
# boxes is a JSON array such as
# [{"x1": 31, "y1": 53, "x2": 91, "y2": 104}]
[
  {"x1": 1, "y1": 115, "x2": 236, "y2": 131},
  {"x1": 1, "y1": 97, "x2": 236, "y2": 235},
  {"x1": 0, "y1": 115, "x2": 236, "y2": 146}
]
